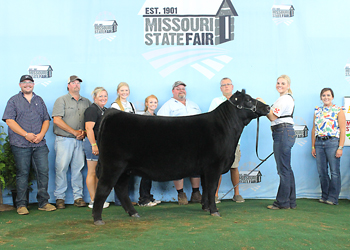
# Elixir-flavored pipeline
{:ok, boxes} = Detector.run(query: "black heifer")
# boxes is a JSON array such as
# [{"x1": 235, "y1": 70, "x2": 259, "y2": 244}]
[{"x1": 93, "y1": 90, "x2": 270, "y2": 225}]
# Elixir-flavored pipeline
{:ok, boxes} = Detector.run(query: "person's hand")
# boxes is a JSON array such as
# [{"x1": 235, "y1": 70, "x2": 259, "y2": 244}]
[
  {"x1": 336, "y1": 149, "x2": 343, "y2": 158},
  {"x1": 92, "y1": 145, "x2": 99, "y2": 155},
  {"x1": 311, "y1": 148, "x2": 316, "y2": 158},
  {"x1": 256, "y1": 97, "x2": 266, "y2": 104},
  {"x1": 32, "y1": 133, "x2": 44, "y2": 143},
  {"x1": 25, "y1": 133, "x2": 36, "y2": 143},
  {"x1": 75, "y1": 130, "x2": 85, "y2": 140}
]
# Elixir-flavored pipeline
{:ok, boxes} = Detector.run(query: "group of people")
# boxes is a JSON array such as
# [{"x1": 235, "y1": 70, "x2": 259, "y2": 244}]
[{"x1": 2, "y1": 73, "x2": 345, "y2": 216}]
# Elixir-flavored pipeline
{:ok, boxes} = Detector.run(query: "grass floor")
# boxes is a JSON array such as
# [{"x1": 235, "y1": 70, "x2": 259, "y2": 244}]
[{"x1": 1, "y1": 199, "x2": 350, "y2": 250}]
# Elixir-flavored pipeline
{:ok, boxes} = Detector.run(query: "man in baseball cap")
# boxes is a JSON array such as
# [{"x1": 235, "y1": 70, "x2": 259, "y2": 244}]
[
  {"x1": 52, "y1": 75, "x2": 91, "y2": 209},
  {"x1": 157, "y1": 80, "x2": 202, "y2": 205},
  {"x1": 20, "y1": 75, "x2": 34, "y2": 83}
]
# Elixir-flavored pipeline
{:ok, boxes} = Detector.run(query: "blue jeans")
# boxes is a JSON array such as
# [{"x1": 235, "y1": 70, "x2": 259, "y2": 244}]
[
  {"x1": 83, "y1": 138, "x2": 98, "y2": 161},
  {"x1": 315, "y1": 137, "x2": 341, "y2": 204},
  {"x1": 54, "y1": 136, "x2": 85, "y2": 200},
  {"x1": 11, "y1": 145, "x2": 50, "y2": 208},
  {"x1": 272, "y1": 124, "x2": 296, "y2": 208}
]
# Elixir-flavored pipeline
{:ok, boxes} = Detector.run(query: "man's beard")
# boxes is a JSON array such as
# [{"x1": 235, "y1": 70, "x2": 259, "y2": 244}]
[{"x1": 178, "y1": 93, "x2": 186, "y2": 100}]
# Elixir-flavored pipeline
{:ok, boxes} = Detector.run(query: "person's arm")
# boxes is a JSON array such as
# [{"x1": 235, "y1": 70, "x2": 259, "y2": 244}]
[
  {"x1": 53, "y1": 116, "x2": 84, "y2": 139},
  {"x1": 311, "y1": 114, "x2": 316, "y2": 158},
  {"x1": 85, "y1": 121, "x2": 99, "y2": 155},
  {"x1": 256, "y1": 97, "x2": 277, "y2": 121},
  {"x1": 6, "y1": 119, "x2": 36, "y2": 142},
  {"x1": 336, "y1": 109, "x2": 346, "y2": 158},
  {"x1": 266, "y1": 108, "x2": 278, "y2": 121},
  {"x1": 32, "y1": 120, "x2": 50, "y2": 143}
]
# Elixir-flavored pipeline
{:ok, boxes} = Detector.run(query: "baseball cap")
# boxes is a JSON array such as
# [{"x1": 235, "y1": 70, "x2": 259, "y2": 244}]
[
  {"x1": 68, "y1": 75, "x2": 82, "y2": 84},
  {"x1": 20, "y1": 75, "x2": 34, "y2": 83},
  {"x1": 172, "y1": 81, "x2": 186, "y2": 89}
]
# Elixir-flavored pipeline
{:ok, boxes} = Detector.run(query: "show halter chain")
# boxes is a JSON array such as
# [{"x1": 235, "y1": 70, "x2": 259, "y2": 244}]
[{"x1": 220, "y1": 98, "x2": 273, "y2": 201}]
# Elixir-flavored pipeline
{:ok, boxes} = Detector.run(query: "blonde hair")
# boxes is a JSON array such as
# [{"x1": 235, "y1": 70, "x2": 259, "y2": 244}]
[
  {"x1": 277, "y1": 75, "x2": 292, "y2": 95},
  {"x1": 144, "y1": 95, "x2": 158, "y2": 112},
  {"x1": 114, "y1": 82, "x2": 130, "y2": 111},
  {"x1": 91, "y1": 87, "x2": 108, "y2": 101}
]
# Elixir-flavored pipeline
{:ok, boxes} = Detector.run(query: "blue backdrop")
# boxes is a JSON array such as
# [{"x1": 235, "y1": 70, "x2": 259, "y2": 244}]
[{"x1": 1, "y1": 0, "x2": 350, "y2": 205}]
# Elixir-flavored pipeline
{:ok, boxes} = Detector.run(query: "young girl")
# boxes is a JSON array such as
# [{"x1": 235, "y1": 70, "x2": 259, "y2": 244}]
[
  {"x1": 138, "y1": 95, "x2": 161, "y2": 206},
  {"x1": 111, "y1": 82, "x2": 136, "y2": 113},
  {"x1": 260, "y1": 75, "x2": 297, "y2": 210}
]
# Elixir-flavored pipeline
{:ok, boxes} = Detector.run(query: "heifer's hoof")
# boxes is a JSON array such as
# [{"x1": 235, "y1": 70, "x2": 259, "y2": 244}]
[
  {"x1": 210, "y1": 212, "x2": 221, "y2": 217},
  {"x1": 131, "y1": 213, "x2": 140, "y2": 218},
  {"x1": 94, "y1": 220, "x2": 105, "y2": 226}
]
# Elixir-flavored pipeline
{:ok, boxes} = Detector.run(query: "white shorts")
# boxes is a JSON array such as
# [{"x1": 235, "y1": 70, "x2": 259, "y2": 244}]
[{"x1": 231, "y1": 144, "x2": 241, "y2": 169}]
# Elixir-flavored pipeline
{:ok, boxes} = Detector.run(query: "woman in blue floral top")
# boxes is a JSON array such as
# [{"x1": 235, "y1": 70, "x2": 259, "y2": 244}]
[{"x1": 311, "y1": 88, "x2": 345, "y2": 205}]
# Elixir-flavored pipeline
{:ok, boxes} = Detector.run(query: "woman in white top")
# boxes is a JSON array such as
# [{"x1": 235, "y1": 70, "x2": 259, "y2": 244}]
[
  {"x1": 110, "y1": 82, "x2": 136, "y2": 205},
  {"x1": 111, "y1": 82, "x2": 136, "y2": 113},
  {"x1": 259, "y1": 75, "x2": 296, "y2": 209}
]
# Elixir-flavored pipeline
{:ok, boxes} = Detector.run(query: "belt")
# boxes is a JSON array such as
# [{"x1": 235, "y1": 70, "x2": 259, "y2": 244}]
[
  {"x1": 56, "y1": 135, "x2": 75, "y2": 138},
  {"x1": 316, "y1": 136, "x2": 333, "y2": 141},
  {"x1": 271, "y1": 123, "x2": 293, "y2": 131}
]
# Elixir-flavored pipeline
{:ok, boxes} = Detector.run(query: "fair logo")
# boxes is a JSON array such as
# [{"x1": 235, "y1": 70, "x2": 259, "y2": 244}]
[
  {"x1": 239, "y1": 162, "x2": 262, "y2": 192},
  {"x1": 345, "y1": 62, "x2": 350, "y2": 83},
  {"x1": 293, "y1": 116, "x2": 308, "y2": 147},
  {"x1": 272, "y1": 2, "x2": 295, "y2": 26},
  {"x1": 138, "y1": 0, "x2": 238, "y2": 79},
  {"x1": 28, "y1": 56, "x2": 53, "y2": 87},
  {"x1": 94, "y1": 11, "x2": 118, "y2": 42}
]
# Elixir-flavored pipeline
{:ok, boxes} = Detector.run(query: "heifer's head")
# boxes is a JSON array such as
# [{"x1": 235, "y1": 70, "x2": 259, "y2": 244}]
[{"x1": 228, "y1": 90, "x2": 270, "y2": 125}]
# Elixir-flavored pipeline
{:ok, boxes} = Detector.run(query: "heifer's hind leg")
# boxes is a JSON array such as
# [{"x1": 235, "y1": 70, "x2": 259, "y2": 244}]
[
  {"x1": 201, "y1": 174, "x2": 209, "y2": 211},
  {"x1": 93, "y1": 175, "x2": 115, "y2": 225},
  {"x1": 114, "y1": 172, "x2": 139, "y2": 217}
]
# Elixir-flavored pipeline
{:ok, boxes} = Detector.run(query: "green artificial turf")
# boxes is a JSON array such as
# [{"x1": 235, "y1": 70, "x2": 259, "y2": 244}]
[{"x1": 1, "y1": 199, "x2": 350, "y2": 249}]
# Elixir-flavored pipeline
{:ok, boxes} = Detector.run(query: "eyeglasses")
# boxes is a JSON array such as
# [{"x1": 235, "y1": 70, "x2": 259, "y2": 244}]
[
  {"x1": 21, "y1": 81, "x2": 34, "y2": 85},
  {"x1": 221, "y1": 83, "x2": 232, "y2": 87},
  {"x1": 175, "y1": 88, "x2": 186, "y2": 91}
]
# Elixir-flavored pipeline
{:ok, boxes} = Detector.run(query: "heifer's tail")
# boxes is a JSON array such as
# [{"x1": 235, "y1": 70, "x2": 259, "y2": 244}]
[{"x1": 96, "y1": 160, "x2": 102, "y2": 179}]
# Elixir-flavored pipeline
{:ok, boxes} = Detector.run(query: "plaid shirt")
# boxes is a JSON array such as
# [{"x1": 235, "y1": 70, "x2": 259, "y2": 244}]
[{"x1": 2, "y1": 91, "x2": 50, "y2": 147}]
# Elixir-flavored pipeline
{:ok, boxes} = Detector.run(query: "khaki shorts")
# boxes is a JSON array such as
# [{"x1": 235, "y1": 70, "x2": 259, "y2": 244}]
[{"x1": 231, "y1": 144, "x2": 241, "y2": 169}]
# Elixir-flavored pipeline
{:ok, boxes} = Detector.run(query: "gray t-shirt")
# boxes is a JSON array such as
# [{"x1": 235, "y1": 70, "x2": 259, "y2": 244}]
[{"x1": 52, "y1": 93, "x2": 91, "y2": 137}]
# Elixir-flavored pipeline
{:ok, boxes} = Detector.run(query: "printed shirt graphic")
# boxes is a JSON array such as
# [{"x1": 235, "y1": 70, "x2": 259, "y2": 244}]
[
  {"x1": 314, "y1": 105, "x2": 344, "y2": 138},
  {"x1": 271, "y1": 94, "x2": 294, "y2": 126}
]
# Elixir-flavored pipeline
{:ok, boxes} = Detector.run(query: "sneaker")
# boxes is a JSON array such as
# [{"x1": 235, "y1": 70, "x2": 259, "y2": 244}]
[
  {"x1": 17, "y1": 206, "x2": 29, "y2": 215},
  {"x1": 88, "y1": 200, "x2": 94, "y2": 208},
  {"x1": 319, "y1": 198, "x2": 326, "y2": 203},
  {"x1": 56, "y1": 199, "x2": 65, "y2": 209},
  {"x1": 74, "y1": 198, "x2": 87, "y2": 207},
  {"x1": 325, "y1": 200, "x2": 336, "y2": 205},
  {"x1": 178, "y1": 192, "x2": 188, "y2": 205},
  {"x1": 139, "y1": 201, "x2": 157, "y2": 207},
  {"x1": 232, "y1": 195, "x2": 245, "y2": 203},
  {"x1": 89, "y1": 201, "x2": 110, "y2": 209},
  {"x1": 215, "y1": 196, "x2": 221, "y2": 204},
  {"x1": 152, "y1": 199, "x2": 161, "y2": 204},
  {"x1": 190, "y1": 191, "x2": 202, "y2": 203},
  {"x1": 38, "y1": 203, "x2": 56, "y2": 211},
  {"x1": 267, "y1": 205, "x2": 290, "y2": 210}
]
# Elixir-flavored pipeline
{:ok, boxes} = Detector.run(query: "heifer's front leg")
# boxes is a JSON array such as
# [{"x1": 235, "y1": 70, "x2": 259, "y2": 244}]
[
  {"x1": 114, "y1": 173, "x2": 139, "y2": 217},
  {"x1": 203, "y1": 172, "x2": 221, "y2": 216}
]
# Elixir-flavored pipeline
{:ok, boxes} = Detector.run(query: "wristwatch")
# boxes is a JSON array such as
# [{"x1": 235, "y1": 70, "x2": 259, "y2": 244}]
[{"x1": 338, "y1": 146, "x2": 343, "y2": 150}]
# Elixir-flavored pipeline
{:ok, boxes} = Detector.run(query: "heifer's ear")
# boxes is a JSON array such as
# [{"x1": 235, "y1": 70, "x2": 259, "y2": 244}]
[{"x1": 242, "y1": 89, "x2": 246, "y2": 94}]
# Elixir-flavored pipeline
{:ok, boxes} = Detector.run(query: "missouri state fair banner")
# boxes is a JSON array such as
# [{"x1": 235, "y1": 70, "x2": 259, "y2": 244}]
[{"x1": 1, "y1": 0, "x2": 350, "y2": 205}]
